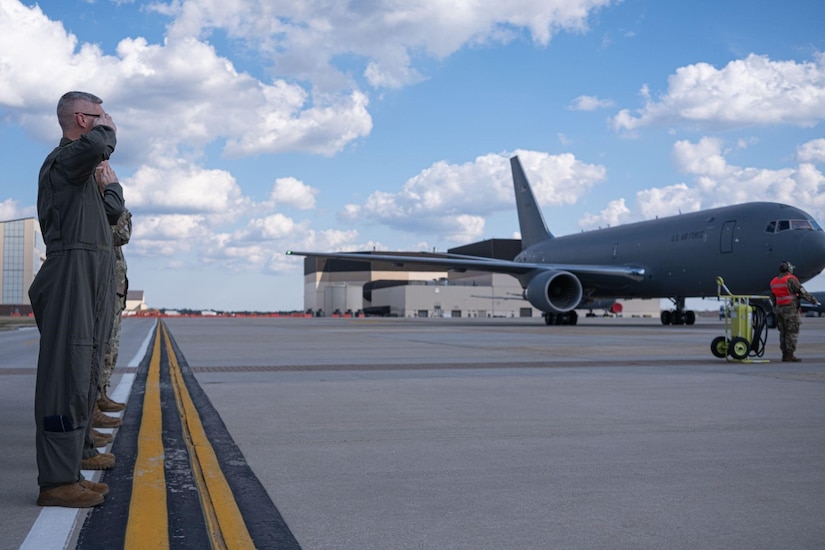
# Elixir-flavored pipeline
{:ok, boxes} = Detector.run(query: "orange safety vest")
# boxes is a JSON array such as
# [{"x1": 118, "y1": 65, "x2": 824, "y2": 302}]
[{"x1": 770, "y1": 274, "x2": 797, "y2": 306}]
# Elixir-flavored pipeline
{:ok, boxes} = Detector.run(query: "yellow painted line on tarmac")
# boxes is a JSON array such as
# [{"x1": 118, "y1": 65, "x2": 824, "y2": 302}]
[
  {"x1": 162, "y1": 322, "x2": 256, "y2": 550},
  {"x1": 125, "y1": 322, "x2": 169, "y2": 549},
  {"x1": 122, "y1": 322, "x2": 254, "y2": 548}
]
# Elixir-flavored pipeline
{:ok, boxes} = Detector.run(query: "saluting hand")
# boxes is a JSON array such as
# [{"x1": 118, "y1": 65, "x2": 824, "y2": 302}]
[
  {"x1": 95, "y1": 160, "x2": 119, "y2": 194},
  {"x1": 92, "y1": 112, "x2": 117, "y2": 134}
]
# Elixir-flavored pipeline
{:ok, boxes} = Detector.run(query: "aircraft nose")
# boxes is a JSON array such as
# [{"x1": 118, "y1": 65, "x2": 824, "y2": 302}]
[{"x1": 797, "y1": 230, "x2": 825, "y2": 278}]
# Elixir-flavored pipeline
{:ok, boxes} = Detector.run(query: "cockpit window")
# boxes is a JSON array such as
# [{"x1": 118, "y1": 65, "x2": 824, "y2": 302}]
[{"x1": 765, "y1": 219, "x2": 824, "y2": 233}]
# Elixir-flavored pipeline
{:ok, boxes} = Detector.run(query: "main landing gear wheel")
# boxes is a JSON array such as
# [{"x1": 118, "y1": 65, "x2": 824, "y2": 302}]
[
  {"x1": 710, "y1": 336, "x2": 728, "y2": 359},
  {"x1": 544, "y1": 311, "x2": 578, "y2": 326},
  {"x1": 660, "y1": 297, "x2": 696, "y2": 326}
]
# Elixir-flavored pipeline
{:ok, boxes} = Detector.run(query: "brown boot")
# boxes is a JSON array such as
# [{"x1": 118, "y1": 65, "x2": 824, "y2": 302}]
[
  {"x1": 97, "y1": 387, "x2": 126, "y2": 413},
  {"x1": 81, "y1": 452, "x2": 116, "y2": 470},
  {"x1": 37, "y1": 483, "x2": 104, "y2": 507},
  {"x1": 79, "y1": 479, "x2": 110, "y2": 496},
  {"x1": 93, "y1": 405, "x2": 122, "y2": 428},
  {"x1": 93, "y1": 428, "x2": 113, "y2": 447},
  {"x1": 784, "y1": 355, "x2": 802, "y2": 362}
]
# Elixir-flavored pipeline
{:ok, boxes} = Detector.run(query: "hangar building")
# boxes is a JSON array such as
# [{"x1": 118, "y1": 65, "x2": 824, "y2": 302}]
[
  {"x1": 0, "y1": 217, "x2": 44, "y2": 311},
  {"x1": 299, "y1": 239, "x2": 659, "y2": 318}
]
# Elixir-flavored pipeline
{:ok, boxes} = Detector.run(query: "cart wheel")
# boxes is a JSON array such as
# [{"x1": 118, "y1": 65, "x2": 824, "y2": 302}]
[
  {"x1": 710, "y1": 336, "x2": 728, "y2": 358},
  {"x1": 729, "y1": 336, "x2": 750, "y2": 360},
  {"x1": 766, "y1": 312, "x2": 776, "y2": 329}
]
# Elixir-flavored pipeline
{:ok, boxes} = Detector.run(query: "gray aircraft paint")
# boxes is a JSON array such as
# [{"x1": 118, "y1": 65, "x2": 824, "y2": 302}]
[{"x1": 288, "y1": 156, "x2": 825, "y2": 322}]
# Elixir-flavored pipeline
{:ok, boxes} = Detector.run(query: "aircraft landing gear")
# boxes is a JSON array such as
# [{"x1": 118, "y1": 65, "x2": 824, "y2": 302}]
[
  {"x1": 660, "y1": 297, "x2": 696, "y2": 326},
  {"x1": 544, "y1": 311, "x2": 578, "y2": 326}
]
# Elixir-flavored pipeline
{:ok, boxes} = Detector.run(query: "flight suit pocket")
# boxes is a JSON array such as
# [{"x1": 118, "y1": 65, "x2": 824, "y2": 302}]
[
  {"x1": 67, "y1": 339, "x2": 95, "y2": 425},
  {"x1": 38, "y1": 428, "x2": 85, "y2": 486}
]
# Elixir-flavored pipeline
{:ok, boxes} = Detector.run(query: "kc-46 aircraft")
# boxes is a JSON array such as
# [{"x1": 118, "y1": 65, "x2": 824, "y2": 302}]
[{"x1": 288, "y1": 156, "x2": 825, "y2": 326}]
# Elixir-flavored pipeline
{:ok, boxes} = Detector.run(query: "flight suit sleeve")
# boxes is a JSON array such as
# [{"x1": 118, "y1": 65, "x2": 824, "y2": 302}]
[
  {"x1": 102, "y1": 182, "x2": 126, "y2": 225},
  {"x1": 59, "y1": 126, "x2": 117, "y2": 185}
]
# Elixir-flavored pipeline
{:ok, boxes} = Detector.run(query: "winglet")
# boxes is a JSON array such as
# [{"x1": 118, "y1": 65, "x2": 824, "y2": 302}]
[{"x1": 510, "y1": 156, "x2": 552, "y2": 250}]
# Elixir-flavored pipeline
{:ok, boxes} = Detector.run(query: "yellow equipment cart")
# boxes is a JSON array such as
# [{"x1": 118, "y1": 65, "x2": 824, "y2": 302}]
[{"x1": 711, "y1": 276, "x2": 771, "y2": 363}]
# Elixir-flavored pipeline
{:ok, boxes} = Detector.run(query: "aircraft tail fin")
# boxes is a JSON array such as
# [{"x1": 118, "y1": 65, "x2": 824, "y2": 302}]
[{"x1": 510, "y1": 155, "x2": 552, "y2": 249}]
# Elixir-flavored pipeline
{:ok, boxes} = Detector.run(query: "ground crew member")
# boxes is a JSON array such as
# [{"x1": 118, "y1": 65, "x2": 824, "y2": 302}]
[
  {"x1": 29, "y1": 91, "x2": 124, "y2": 508},
  {"x1": 770, "y1": 260, "x2": 820, "y2": 362}
]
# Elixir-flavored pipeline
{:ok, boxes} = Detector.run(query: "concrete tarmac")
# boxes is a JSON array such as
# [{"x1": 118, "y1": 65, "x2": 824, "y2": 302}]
[{"x1": 3, "y1": 315, "x2": 825, "y2": 549}]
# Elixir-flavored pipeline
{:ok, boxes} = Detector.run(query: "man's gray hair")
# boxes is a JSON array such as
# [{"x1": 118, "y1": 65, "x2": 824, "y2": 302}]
[{"x1": 57, "y1": 91, "x2": 103, "y2": 129}]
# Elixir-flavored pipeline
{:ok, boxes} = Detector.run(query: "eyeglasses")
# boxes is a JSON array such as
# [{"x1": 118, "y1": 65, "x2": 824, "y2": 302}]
[{"x1": 75, "y1": 112, "x2": 101, "y2": 118}]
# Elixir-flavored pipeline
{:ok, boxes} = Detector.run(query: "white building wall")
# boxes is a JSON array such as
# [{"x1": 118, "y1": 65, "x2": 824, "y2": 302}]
[
  {"x1": 305, "y1": 269, "x2": 447, "y2": 314},
  {"x1": 0, "y1": 218, "x2": 42, "y2": 305},
  {"x1": 303, "y1": 260, "x2": 662, "y2": 319},
  {"x1": 371, "y1": 285, "x2": 661, "y2": 319},
  {"x1": 125, "y1": 291, "x2": 148, "y2": 312},
  {"x1": 615, "y1": 298, "x2": 660, "y2": 318},
  {"x1": 322, "y1": 283, "x2": 364, "y2": 313},
  {"x1": 373, "y1": 283, "x2": 538, "y2": 318}
]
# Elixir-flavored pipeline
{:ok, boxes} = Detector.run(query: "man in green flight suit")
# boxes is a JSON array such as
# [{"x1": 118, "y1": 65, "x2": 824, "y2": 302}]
[{"x1": 29, "y1": 91, "x2": 125, "y2": 508}]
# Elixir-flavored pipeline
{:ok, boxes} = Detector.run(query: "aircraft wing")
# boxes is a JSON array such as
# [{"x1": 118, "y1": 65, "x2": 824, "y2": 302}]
[{"x1": 285, "y1": 250, "x2": 645, "y2": 281}]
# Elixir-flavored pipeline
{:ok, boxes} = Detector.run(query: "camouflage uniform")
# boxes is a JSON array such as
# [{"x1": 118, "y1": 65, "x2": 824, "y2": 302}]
[
  {"x1": 100, "y1": 209, "x2": 131, "y2": 391},
  {"x1": 771, "y1": 266, "x2": 818, "y2": 361}
]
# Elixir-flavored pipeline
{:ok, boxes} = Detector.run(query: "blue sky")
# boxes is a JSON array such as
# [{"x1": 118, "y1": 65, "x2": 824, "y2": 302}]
[{"x1": 1, "y1": 0, "x2": 824, "y2": 311}]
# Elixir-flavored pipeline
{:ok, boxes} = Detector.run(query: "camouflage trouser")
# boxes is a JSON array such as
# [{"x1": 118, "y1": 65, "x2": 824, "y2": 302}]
[
  {"x1": 775, "y1": 305, "x2": 801, "y2": 357},
  {"x1": 100, "y1": 292, "x2": 126, "y2": 389}
]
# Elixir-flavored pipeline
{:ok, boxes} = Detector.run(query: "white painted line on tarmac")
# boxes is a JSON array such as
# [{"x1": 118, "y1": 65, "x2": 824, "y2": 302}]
[
  {"x1": 128, "y1": 320, "x2": 156, "y2": 368},
  {"x1": 19, "y1": 507, "x2": 85, "y2": 550},
  {"x1": 20, "y1": 320, "x2": 157, "y2": 550}
]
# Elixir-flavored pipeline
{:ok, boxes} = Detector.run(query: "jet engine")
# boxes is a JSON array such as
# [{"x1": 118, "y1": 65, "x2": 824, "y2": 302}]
[{"x1": 523, "y1": 270, "x2": 584, "y2": 314}]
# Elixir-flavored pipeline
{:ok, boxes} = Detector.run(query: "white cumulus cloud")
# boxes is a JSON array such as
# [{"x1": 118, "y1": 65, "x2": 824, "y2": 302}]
[
  {"x1": 569, "y1": 95, "x2": 614, "y2": 111},
  {"x1": 797, "y1": 138, "x2": 825, "y2": 164},
  {"x1": 611, "y1": 54, "x2": 825, "y2": 132},
  {"x1": 344, "y1": 150, "x2": 606, "y2": 243},
  {"x1": 268, "y1": 177, "x2": 319, "y2": 210}
]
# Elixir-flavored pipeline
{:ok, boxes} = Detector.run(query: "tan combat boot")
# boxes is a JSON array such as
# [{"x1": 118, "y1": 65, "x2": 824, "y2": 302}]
[
  {"x1": 81, "y1": 452, "x2": 116, "y2": 470},
  {"x1": 79, "y1": 479, "x2": 110, "y2": 496},
  {"x1": 37, "y1": 483, "x2": 104, "y2": 507},
  {"x1": 93, "y1": 428, "x2": 113, "y2": 447},
  {"x1": 97, "y1": 387, "x2": 126, "y2": 413},
  {"x1": 93, "y1": 404, "x2": 122, "y2": 428}
]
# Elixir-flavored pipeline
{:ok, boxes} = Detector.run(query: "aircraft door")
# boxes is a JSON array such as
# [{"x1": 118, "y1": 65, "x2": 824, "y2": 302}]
[{"x1": 720, "y1": 220, "x2": 736, "y2": 253}]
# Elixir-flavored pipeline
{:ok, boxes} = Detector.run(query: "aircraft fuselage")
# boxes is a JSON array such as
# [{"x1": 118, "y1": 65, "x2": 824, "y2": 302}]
[{"x1": 515, "y1": 202, "x2": 825, "y2": 300}]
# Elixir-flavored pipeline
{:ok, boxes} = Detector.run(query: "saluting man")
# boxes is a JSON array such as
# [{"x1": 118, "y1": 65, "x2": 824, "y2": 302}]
[
  {"x1": 770, "y1": 260, "x2": 820, "y2": 362},
  {"x1": 29, "y1": 91, "x2": 124, "y2": 508}
]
